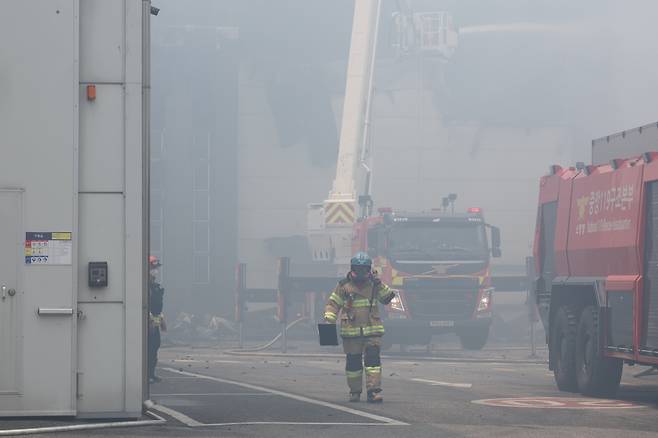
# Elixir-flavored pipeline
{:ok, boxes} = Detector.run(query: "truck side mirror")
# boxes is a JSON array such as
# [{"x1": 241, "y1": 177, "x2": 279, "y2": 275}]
[{"x1": 491, "y1": 226, "x2": 502, "y2": 258}]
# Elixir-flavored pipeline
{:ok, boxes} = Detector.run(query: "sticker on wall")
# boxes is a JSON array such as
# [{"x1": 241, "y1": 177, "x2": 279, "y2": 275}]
[{"x1": 24, "y1": 232, "x2": 72, "y2": 265}]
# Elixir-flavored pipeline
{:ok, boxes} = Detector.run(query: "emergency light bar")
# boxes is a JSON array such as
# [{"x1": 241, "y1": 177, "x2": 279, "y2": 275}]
[{"x1": 467, "y1": 207, "x2": 482, "y2": 214}]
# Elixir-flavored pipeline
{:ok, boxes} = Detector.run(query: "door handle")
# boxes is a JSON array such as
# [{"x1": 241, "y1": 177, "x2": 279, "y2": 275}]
[{"x1": 38, "y1": 308, "x2": 74, "y2": 316}]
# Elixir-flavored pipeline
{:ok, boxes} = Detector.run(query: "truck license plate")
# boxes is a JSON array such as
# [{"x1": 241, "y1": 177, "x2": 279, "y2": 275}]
[{"x1": 430, "y1": 320, "x2": 454, "y2": 327}]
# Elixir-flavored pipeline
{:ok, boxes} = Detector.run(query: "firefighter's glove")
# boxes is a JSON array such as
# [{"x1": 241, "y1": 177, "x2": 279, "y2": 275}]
[
  {"x1": 323, "y1": 312, "x2": 337, "y2": 324},
  {"x1": 381, "y1": 291, "x2": 396, "y2": 305}
]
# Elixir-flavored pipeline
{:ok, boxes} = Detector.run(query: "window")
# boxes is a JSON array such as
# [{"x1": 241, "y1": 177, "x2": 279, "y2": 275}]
[
  {"x1": 388, "y1": 222, "x2": 488, "y2": 261},
  {"x1": 193, "y1": 222, "x2": 209, "y2": 253},
  {"x1": 193, "y1": 254, "x2": 209, "y2": 284},
  {"x1": 540, "y1": 202, "x2": 557, "y2": 280},
  {"x1": 191, "y1": 133, "x2": 211, "y2": 285}
]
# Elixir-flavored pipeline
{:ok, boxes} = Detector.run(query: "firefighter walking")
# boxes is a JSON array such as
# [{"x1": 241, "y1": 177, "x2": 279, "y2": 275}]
[{"x1": 324, "y1": 252, "x2": 396, "y2": 403}]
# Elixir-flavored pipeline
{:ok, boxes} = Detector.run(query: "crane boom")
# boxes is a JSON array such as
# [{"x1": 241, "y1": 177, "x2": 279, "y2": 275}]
[
  {"x1": 307, "y1": 1, "x2": 457, "y2": 270},
  {"x1": 330, "y1": 0, "x2": 381, "y2": 200},
  {"x1": 307, "y1": 0, "x2": 382, "y2": 270}
]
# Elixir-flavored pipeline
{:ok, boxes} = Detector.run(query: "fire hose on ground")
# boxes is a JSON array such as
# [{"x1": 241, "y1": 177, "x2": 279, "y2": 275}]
[{"x1": 231, "y1": 316, "x2": 310, "y2": 352}]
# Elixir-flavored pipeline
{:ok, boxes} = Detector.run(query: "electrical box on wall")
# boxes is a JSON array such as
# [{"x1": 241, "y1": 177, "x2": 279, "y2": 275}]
[{"x1": 88, "y1": 262, "x2": 108, "y2": 288}]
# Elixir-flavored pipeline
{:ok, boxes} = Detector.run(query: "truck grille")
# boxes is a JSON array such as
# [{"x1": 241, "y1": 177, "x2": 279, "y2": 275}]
[{"x1": 402, "y1": 277, "x2": 479, "y2": 320}]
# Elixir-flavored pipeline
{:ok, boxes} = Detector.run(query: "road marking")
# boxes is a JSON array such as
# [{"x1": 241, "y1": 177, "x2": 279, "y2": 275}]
[
  {"x1": 411, "y1": 378, "x2": 473, "y2": 389},
  {"x1": 172, "y1": 359, "x2": 244, "y2": 364},
  {"x1": 385, "y1": 357, "x2": 545, "y2": 365},
  {"x1": 388, "y1": 361, "x2": 424, "y2": 366},
  {"x1": 221, "y1": 350, "x2": 546, "y2": 365},
  {"x1": 152, "y1": 392, "x2": 274, "y2": 397},
  {"x1": 472, "y1": 397, "x2": 646, "y2": 409},
  {"x1": 621, "y1": 382, "x2": 646, "y2": 387},
  {"x1": 161, "y1": 367, "x2": 408, "y2": 426},
  {"x1": 150, "y1": 403, "x2": 204, "y2": 427},
  {"x1": 201, "y1": 422, "x2": 403, "y2": 427}
]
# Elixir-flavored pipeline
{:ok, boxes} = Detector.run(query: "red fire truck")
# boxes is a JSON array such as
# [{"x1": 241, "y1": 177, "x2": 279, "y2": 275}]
[
  {"x1": 353, "y1": 207, "x2": 502, "y2": 350},
  {"x1": 534, "y1": 124, "x2": 658, "y2": 395}
]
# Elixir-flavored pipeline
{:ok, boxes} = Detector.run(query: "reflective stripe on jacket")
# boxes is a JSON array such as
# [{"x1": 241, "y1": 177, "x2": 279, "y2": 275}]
[
  {"x1": 149, "y1": 312, "x2": 164, "y2": 328},
  {"x1": 324, "y1": 277, "x2": 395, "y2": 338}
]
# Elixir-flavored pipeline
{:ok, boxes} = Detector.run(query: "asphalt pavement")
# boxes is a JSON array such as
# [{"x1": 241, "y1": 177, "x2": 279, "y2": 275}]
[
  {"x1": 3, "y1": 291, "x2": 658, "y2": 437},
  {"x1": 7, "y1": 341, "x2": 653, "y2": 438}
]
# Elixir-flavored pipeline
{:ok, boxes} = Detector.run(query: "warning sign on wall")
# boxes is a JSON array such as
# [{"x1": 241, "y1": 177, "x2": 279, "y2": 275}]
[{"x1": 25, "y1": 232, "x2": 72, "y2": 265}]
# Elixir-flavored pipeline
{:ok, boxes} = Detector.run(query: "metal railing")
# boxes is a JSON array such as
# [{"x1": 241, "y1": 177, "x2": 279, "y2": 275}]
[
  {"x1": 235, "y1": 257, "x2": 541, "y2": 355},
  {"x1": 235, "y1": 257, "x2": 338, "y2": 352}
]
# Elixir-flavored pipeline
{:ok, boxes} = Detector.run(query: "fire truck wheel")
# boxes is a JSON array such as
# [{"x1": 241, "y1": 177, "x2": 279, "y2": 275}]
[
  {"x1": 576, "y1": 305, "x2": 623, "y2": 397},
  {"x1": 551, "y1": 305, "x2": 578, "y2": 392},
  {"x1": 458, "y1": 326, "x2": 489, "y2": 350}
]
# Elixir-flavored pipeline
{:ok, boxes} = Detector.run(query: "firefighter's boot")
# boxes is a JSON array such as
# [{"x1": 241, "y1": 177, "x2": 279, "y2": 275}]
[
  {"x1": 367, "y1": 389, "x2": 383, "y2": 403},
  {"x1": 345, "y1": 352, "x2": 363, "y2": 396},
  {"x1": 364, "y1": 344, "x2": 382, "y2": 399},
  {"x1": 346, "y1": 370, "x2": 363, "y2": 396},
  {"x1": 349, "y1": 392, "x2": 361, "y2": 402}
]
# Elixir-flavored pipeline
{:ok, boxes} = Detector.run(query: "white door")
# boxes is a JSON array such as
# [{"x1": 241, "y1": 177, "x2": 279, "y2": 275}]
[
  {"x1": 0, "y1": 191, "x2": 23, "y2": 397},
  {"x1": 0, "y1": 0, "x2": 79, "y2": 416},
  {"x1": 0, "y1": 188, "x2": 77, "y2": 416}
]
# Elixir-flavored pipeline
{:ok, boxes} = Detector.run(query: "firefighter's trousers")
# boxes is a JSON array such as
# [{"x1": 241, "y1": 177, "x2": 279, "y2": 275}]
[
  {"x1": 342, "y1": 336, "x2": 382, "y2": 394},
  {"x1": 148, "y1": 327, "x2": 161, "y2": 378}
]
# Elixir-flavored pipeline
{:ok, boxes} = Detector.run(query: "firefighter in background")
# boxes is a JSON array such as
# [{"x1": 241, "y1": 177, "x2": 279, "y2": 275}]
[
  {"x1": 148, "y1": 256, "x2": 166, "y2": 383},
  {"x1": 324, "y1": 252, "x2": 396, "y2": 403}
]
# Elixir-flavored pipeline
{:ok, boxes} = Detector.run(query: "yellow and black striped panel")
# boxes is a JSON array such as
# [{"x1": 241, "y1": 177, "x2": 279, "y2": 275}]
[{"x1": 325, "y1": 201, "x2": 356, "y2": 225}]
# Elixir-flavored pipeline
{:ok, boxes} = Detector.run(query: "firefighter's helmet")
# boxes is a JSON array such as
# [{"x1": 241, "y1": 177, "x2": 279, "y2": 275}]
[
  {"x1": 350, "y1": 252, "x2": 372, "y2": 267},
  {"x1": 350, "y1": 252, "x2": 372, "y2": 282}
]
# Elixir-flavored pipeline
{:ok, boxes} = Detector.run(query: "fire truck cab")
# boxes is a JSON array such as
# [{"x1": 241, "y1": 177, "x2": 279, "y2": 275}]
[{"x1": 354, "y1": 207, "x2": 501, "y2": 350}]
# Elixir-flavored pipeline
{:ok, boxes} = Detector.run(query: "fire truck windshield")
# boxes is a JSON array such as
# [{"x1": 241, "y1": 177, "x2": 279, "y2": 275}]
[{"x1": 388, "y1": 222, "x2": 488, "y2": 261}]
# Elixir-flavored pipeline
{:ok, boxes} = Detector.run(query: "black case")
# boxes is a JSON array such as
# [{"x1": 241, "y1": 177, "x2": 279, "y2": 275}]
[{"x1": 318, "y1": 323, "x2": 339, "y2": 346}]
